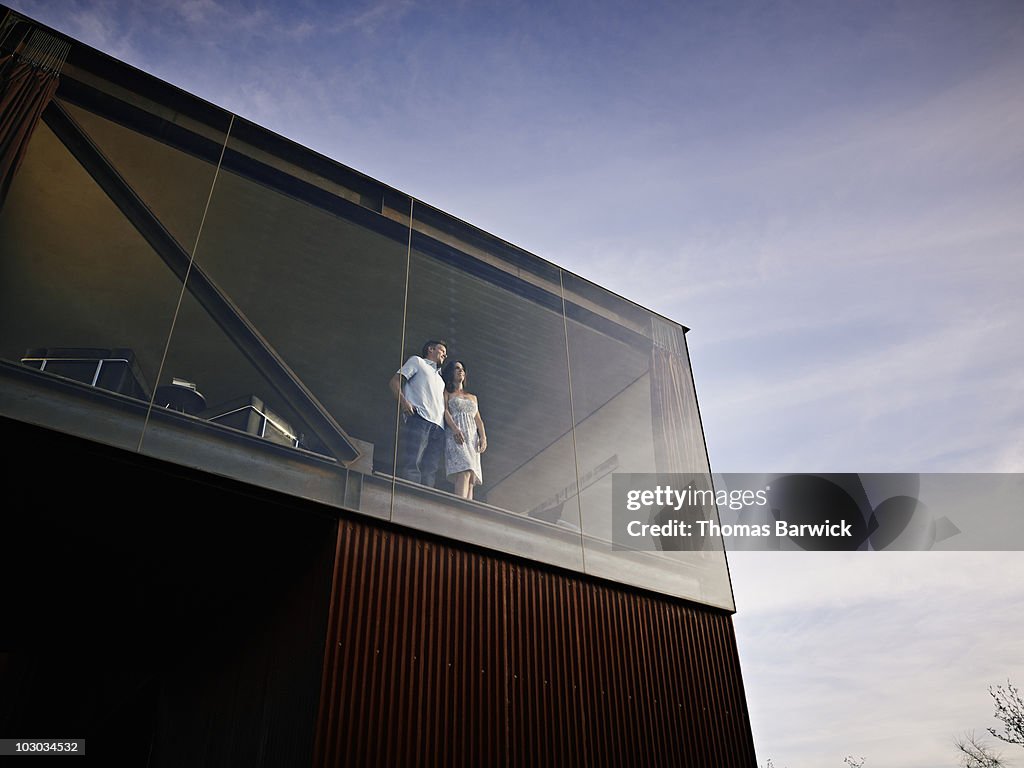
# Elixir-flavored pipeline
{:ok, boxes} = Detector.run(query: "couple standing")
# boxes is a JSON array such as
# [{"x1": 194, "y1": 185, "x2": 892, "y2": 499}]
[{"x1": 389, "y1": 340, "x2": 488, "y2": 500}]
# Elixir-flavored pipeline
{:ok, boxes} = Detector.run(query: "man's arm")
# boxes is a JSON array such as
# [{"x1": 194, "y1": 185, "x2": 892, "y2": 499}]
[{"x1": 389, "y1": 372, "x2": 414, "y2": 415}]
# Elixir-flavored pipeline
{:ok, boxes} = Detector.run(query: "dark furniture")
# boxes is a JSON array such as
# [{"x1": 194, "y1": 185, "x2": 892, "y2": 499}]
[
  {"x1": 22, "y1": 347, "x2": 150, "y2": 400},
  {"x1": 203, "y1": 394, "x2": 300, "y2": 448},
  {"x1": 154, "y1": 382, "x2": 207, "y2": 415}
]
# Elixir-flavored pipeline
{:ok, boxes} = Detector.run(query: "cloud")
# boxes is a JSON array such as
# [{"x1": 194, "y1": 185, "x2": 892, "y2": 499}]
[
  {"x1": 731, "y1": 552, "x2": 1024, "y2": 767},
  {"x1": 44, "y1": 2, "x2": 146, "y2": 65},
  {"x1": 174, "y1": 0, "x2": 223, "y2": 27},
  {"x1": 4, "y1": 3, "x2": 1021, "y2": 767},
  {"x1": 729, "y1": 551, "x2": 1024, "y2": 615},
  {"x1": 331, "y1": 0, "x2": 417, "y2": 34}
]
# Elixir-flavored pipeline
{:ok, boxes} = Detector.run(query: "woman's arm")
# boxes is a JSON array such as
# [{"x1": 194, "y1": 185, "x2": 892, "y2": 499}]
[
  {"x1": 475, "y1": 408, "x2": 487, "y2": 453},
  {"x1": 444, "y1": 390, "x2": 465, "y2": 444}
]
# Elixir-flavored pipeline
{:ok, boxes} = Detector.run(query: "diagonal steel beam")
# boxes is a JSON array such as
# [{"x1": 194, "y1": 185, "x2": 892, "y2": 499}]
[{"x1": 42, "y1": 99, "x2": 359, "y2": 463}]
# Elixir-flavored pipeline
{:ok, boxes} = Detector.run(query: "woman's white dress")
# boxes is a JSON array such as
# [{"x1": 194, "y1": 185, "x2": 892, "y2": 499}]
[{"x1": 445, "y1": 395, "x2": 482, "y2": 485}]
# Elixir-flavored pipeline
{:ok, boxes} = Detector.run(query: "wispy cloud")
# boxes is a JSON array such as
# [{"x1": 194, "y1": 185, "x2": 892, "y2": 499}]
[
  {"x1": 173, "y1": 0, "x2": 223, "y2": 27},
  {"x1": 330, "y1": 0, "x2": 417, "y2": 34},
  {"x1": 6, "y1": 3, "x2": 1022, "y2": 764},
  {"x1": 732, "y1": 552, "x2": 1024, "y2": 767}
]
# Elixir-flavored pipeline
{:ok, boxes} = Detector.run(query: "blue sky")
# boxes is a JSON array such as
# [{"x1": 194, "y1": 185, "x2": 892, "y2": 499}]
[{"x1": 10, "y1": 1, "x2": 1024, "y2": 764}]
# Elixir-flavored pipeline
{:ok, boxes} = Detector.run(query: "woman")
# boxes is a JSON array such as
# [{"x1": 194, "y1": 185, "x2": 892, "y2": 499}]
[{"x1": 441, "y1": 360, "x2": 487, "y2": 500}]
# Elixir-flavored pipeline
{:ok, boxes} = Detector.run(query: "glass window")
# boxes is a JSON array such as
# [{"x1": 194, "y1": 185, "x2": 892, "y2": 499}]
[
  {"x1": 0, "y1": 77, "x2": 229, "y2": 454},
  {"x1": 562, "y1": 273, "x2": 734, "y2": 609},
  {"x1": 391, "y1": 205, "x2": 583, "y2": 570},
  {"x1": 141, "y1": 117, "x2": 409, "y2": 517},
  {"x1": 0, "y1": 23, "x2": 733, "y2": 608}
]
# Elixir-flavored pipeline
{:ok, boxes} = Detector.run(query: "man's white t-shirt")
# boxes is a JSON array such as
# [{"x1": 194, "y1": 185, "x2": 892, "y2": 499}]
[{"x1": 397, "y1": 356, "x2": 445, "y2": 428}]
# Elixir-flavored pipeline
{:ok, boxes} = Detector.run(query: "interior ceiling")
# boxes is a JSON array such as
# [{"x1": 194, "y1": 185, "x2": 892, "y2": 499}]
[{"x1": 1, "y1": 92, "x2": 658, "y2": 492}]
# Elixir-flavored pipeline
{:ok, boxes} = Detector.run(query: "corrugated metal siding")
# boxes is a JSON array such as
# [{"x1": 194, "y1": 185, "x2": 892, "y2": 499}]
[{"x1": 315, "y1": 520, "x2": 756, "y2": 768}]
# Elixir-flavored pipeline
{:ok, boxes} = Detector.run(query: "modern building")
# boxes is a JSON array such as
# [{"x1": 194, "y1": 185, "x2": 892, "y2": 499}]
[{"x1": 0, "y1": 6, "x2": 757, "y2": 765}]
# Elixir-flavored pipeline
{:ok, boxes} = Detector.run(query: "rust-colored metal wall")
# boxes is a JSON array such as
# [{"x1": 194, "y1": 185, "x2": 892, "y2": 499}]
[{"x1": 315, "y1": 519, "x2": 757, "y2": 767}]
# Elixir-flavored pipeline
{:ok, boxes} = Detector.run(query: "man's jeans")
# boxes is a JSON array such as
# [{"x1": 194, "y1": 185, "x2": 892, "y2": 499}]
[{"x1": 397, "y1": 413, "x2": 444, "y2": 487}]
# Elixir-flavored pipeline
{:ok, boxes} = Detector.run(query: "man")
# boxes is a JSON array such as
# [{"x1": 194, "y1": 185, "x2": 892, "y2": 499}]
[{"x1": 389, "y1": 339, "x2": 447, "y2": 486}]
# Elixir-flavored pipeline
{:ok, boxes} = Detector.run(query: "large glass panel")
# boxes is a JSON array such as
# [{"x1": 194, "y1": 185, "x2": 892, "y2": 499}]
[
  {"x1": 0, "y1": 36, "x2": 230, "y2": 454},
  {"x1": 392, "y1": 206, "x2": 583, "y2": 570},
  {"x1": 140, "y1": 117, "x2": 408, "y2": 517},
  {"x1": 562, "y1": 273, "x2": 734, "y2": 609}
]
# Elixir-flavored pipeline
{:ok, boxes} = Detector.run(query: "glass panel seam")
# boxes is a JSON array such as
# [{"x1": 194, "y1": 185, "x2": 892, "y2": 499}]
[
  {"x1": 559, "y1": 269, "x2": 587, "y2": 572},
  {"x1": 389, "y1": 196, "x2": 415, "y2": 521},
  {"x1": 137, "y1": 113, "x2": 235, "y2": 452}
]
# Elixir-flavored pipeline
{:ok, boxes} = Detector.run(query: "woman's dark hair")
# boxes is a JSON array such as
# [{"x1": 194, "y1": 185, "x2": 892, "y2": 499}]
[{"x1": 441, "y1": 360, "x2": 466, "y2": 392}]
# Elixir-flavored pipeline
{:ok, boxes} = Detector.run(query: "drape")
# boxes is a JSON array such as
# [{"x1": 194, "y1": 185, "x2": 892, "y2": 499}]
[{"x1": 0, "y1": 28, "x2": 65, "y2": 208}]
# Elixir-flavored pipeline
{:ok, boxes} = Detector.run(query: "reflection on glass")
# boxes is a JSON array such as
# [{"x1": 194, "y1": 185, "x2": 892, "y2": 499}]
[
  {"x1": 392, "y1": 211, "x2": 583, "y2": 570},
  {"x1": 563, "y1": 274, "x2": 733, "y2": 609},
  {"x1": 0, "y1": 88, "x2": 227, "y2": 453},
  {"x1": 141, "y1": 118, "x2": 409, "y2": 517}
]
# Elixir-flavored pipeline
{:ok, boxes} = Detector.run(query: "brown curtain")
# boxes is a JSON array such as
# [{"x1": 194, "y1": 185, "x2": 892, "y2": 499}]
[
  {"x1": 0, "y1": 37, "x2": 63, "y2": 207},
  {"x1": 649, "y1": 318, "x2": 707, "y2": 474}
]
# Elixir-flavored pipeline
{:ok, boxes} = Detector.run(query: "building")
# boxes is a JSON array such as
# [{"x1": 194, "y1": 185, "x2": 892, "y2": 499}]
[{"x1": 0, "y1": 6, "x2": 757, "y2": 765}]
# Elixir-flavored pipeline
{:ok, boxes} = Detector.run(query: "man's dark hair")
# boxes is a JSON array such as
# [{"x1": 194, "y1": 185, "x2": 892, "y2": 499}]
[{"x1": 421, "y1": 339, "x2": 447, "y2": 357}]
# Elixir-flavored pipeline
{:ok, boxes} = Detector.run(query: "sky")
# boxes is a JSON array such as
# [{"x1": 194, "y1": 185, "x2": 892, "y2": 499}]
[{"x1": 8, "y1": 1, "x2": 1023, "y2": 765}]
